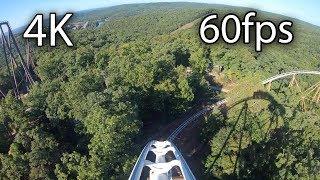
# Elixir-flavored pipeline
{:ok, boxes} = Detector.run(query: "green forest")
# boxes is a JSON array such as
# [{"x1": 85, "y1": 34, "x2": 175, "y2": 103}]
[{"x1": 0, "y1": 2, "x2": 320, "y2": 179}]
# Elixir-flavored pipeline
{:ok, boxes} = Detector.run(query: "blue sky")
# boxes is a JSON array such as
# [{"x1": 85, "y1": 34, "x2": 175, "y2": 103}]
[{"x1": 1, "y1": 0, "x2": 320, "y2": 28}]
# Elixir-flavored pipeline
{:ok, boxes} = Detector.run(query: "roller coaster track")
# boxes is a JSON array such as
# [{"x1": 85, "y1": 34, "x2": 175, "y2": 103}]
[
  {"x1": 129, "y1": 141, "x2": 196, "y2": 180},
  {"x1": 262, "y1": 70, "x2": 320, "y2": 109},
  {"x1": 167, "y1": 70, "x2": 320, "y2": 142},
  {"x1": 262, "y1": 70, "x2": 320, "y2": 85},
  {"x1": 130, "y1": 70, "x2": 320, "y2": 180},
  {"x1": 167, "y1": 99, "x2": 227, "y2": 142}
]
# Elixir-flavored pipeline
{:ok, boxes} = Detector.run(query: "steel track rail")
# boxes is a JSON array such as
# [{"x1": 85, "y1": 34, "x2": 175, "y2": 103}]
[{"x1": 262, "y1": 70, "x2": 320, "y2": 85}]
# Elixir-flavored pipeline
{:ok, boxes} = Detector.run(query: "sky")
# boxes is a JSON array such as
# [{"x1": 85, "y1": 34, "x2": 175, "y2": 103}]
[{"x1": 1, "y1": 0, "x2": 319, "y2": 28}]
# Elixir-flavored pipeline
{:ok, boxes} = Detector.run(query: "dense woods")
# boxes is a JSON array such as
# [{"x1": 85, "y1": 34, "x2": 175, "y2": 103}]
[{"x1": 0, "y1": 2, "x2": 320, "y2": 179}]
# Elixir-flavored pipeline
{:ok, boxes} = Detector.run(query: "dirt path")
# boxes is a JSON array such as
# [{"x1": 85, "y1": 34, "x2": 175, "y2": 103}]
[{"x1": 171, "y1": 18, "x2": 200, "y2": 35}]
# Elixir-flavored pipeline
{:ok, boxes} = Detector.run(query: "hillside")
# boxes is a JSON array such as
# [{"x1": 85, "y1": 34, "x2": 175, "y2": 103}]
[{"x1": 0, "y1": 2, "x2": 320, "y2": 179}]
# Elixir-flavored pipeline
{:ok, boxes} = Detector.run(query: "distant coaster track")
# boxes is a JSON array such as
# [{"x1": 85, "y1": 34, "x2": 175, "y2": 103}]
[
  {"x1": 262, "y1": 70, "x2": 320, "y2": 85},
  {"x1": 167, "y1": 70, "x2": 320, "y2": 141}
]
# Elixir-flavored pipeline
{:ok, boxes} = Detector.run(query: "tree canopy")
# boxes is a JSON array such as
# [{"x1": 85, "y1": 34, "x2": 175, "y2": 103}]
[{"x1": 0, "y1": 2, "x2": 320, "y2": 179}]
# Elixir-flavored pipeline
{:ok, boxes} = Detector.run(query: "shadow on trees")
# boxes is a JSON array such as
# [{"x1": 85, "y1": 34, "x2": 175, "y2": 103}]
[
  {"x1": 173, "y1": 48, "x2": 190, "y2": 67},
  {"x1": 205, "y1": 91, "x2": 301, "y2": 179}
]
